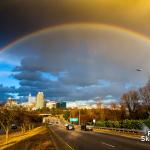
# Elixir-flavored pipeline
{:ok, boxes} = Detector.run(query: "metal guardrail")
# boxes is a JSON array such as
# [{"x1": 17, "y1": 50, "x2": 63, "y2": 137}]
[{"x1": 94, "y1": 126, "x2": 143, "y2": 134}]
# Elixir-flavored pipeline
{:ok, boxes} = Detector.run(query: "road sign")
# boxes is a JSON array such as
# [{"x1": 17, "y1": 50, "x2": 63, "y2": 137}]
[{"x1": 70, "y1": 118, "x2": 78, "y2": 122}]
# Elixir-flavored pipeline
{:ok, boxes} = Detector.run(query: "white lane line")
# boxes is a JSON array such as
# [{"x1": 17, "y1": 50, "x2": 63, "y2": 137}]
[
  {"x1": 51, "y1": 127, "x2": 74, "y2": 150},
  {"x1": 65, "y1": 142, "x2": 74, "y2": 150},
  {"x1": 101, "y1": 142, "x2": 116, "y2": 148}
]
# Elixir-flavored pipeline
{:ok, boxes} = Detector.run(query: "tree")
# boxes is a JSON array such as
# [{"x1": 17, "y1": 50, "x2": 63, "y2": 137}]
[
  {"x1": 15, "y1": 110, "x2": 34, "y2": 132},
  {"x1": 139, "y1": 86, "x2": 150, "y2": 112},
  {"x1": 63, "y1": 111, "x2": 70, "y2": 121},
  {"x1": 109, "y1": 102, "x2": 118, "y2": 121},
  {"x1": 121, "y1": 90, "x2": 140, "y2": 119},
  {"x1": 120, "y1": 102, "x2": 126, "y2": 120},
  {"x1": 110, "y1": 102, "x2": 117, "y2": 110},
  {"x1": 0, "y1": 109, "x2": 15, "y2": 143}
]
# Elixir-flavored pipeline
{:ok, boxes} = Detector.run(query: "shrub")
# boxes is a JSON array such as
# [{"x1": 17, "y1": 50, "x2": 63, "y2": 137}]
[
  {"x1": 121, "y1": 119, "x2": 132, "y2": 129},
  {"x1": 105, "y1": 120, "x2": 113, "y2": 127},
  {"x1": 143, "y1": 119, "x2": 150, "y2": 128},
  {"x1": 131, "y1": 120, "x2": 143, "y2": 130},
  {"x1": 96, "y1": 121, "x2": 105, "y2": 127},
  {"x1": 96, "y1": 119, "x2": 147, "y2": 130},
  {"x1": 113, "y1": 121, "x2": 120, "y2": 128}
]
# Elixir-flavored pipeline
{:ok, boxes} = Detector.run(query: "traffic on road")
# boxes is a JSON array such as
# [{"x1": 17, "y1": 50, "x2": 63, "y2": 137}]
[{"x1": 48, "y1": 124, "x2": 150, "y2": 150}]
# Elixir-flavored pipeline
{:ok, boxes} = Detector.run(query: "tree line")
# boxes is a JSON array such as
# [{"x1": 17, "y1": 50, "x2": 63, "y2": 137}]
[
  {"x1": 63, "y1": 78, "x2": 150, "y2": 128},
  {"x1": 0, "y1": 107, "x2": 42, "y2": 144},
  {"x1": 121, "y1": 78, "x2": 150, "y2": 120}
]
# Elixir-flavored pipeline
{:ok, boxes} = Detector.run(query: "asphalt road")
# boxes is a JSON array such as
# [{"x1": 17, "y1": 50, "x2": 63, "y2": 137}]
[{"x1": 50, "y1": 125, "x2": 150, "y2": 150}]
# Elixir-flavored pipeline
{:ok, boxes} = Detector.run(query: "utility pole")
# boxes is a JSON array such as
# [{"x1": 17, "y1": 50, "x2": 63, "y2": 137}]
[{"x1": 79, "y1": 109, "x2": 80, "y2": 125}]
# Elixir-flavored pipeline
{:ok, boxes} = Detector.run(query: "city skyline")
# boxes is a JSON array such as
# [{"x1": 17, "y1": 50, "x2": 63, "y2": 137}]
[{"x1": 1, "y1": 1, "x2": 150, "y2": 102}]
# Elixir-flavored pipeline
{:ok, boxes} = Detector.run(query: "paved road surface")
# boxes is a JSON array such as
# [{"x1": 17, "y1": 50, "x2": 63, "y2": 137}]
[{"x1": 50, "y1": 125, "x2": 150, "y2": 150}]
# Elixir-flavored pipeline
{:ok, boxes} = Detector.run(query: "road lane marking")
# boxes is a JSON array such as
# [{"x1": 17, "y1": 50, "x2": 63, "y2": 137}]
[
  {"x1": 50, "y1": 127, "x2": 74, "y2": 150},
  {"x1": 65, "y1": 142, "x2": 74, "y2": 150},
  {"x1": 101, "y1": 142, "x2": 116, "y2": 148}
]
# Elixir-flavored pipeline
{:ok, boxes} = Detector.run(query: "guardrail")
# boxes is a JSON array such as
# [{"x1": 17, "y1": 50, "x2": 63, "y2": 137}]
[{"x1": 94, "y1": 126, "x2": 143, "y2": 134}]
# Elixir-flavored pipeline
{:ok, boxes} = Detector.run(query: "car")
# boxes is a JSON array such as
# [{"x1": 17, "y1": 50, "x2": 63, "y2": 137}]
[
  {"x1": 81, "y1": 122, "x2": 93, "y2": 131},
  {"x1": 11, "y1": 124, "x2": 17, "y2": 130},
  {"x1": 48, "y1": 122, "x2": 53, "y2": 125},
  {"x1": 65, "y1": 124, "x2": 75, "y2": 130},
  {"x1": 86, "y1": 122, "x2": 93, "y2": 131},
  {"x1": 81, "y1": 123, "x2": 86, "y2": 131}
]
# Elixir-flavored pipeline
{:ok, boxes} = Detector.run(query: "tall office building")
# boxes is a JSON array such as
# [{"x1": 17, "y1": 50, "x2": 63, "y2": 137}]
[
  {"x1": 36, "y1": 92, "x2": 45, "y2": 109},
  {"x1": 56, "y1": 101, "x2": 66, "y2": 109},
  {"x1": 28, "y1": 93, "x2": 36, "y2": 103}
]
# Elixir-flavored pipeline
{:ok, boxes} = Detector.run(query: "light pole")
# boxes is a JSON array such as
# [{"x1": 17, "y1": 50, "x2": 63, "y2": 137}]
[{"x1": 79, "y1": 109, "x2": 80, "y2": 125}]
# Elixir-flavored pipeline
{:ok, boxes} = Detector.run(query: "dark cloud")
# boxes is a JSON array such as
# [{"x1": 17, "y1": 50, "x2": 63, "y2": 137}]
[
  {"x1": 1, "y1": 1, "x2": 150, "y2": 102},
  {"x1": 13, "y1": 57, "x2": 51, "y2": 72},
  {"x1": 1, "y1": 24, "x2": 150, "y2": 101},
  {"x1": 0, "y1": 84, "x2": 16, "y2": 101},
  {"x1": 1, "y1": 0, "x2": 150, "y2": 49},
  {"x1": 0, "y1": 84, "x2": 16, "y2": 93},
  {"x1": 13, "y1": 71, "x2": 43, "y2": 81}
]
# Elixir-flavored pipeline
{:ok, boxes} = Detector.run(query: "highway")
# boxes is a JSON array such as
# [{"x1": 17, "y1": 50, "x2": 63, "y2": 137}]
[{"x1": 50, "y1": 125, "x2": 150, "y2": 150}]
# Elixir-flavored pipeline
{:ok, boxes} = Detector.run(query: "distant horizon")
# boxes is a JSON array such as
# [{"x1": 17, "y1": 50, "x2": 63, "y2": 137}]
[{"x1": 0, "y1": 93, "x2": 117, "y2": 105}]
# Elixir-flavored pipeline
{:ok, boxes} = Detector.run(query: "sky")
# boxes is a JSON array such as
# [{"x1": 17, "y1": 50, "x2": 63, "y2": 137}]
[{"x1": 1, "y1": 0, "x2": 150, "y2": 102}]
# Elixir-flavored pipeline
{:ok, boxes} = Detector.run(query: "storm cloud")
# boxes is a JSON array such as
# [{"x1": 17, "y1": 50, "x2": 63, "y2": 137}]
[
  {"x1": 1, "y1": 24, "x2": 150, "y2": 101},
  {"x1": 0, "y1": 84, "x2": 16, "y2": 101},
  {"x1": 1, "y1": 0, "x2": 150, "y2": 49}
]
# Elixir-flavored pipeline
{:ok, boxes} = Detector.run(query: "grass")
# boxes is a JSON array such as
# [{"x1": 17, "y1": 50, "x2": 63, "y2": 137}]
[
  {"x1": 0, "y1": 126, "x2": 55, "y2": 150},
  {"x1": 93, "y1": 128, "x2": 142, "y2": 139}
]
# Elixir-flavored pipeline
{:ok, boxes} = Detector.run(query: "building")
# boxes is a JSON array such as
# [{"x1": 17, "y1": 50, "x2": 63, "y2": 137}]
[
  {"x1": 46, "y1": 101, "x2": 66, "y2": 109},
  {"x1": 56, "y1": 101, "x2": 66, "y2": 109},
  {"x1": 5, "y1": 97, "x2": 18, "y2": 109},
  {"x1": 66, "y1": 100, "x2": 98, "y2": 109},
  {"x1": 21, "y1": 102, "x2": 35, "y2": 111},
  {"x1": 28, "y1": 93, "x2": 36, "y2": 104},
  {"x1": 36, "y1": 92, "x2": 45, "y2": 109},
  {"x1": 46, "y1": 101, "x2": 57, "y2": 109}
]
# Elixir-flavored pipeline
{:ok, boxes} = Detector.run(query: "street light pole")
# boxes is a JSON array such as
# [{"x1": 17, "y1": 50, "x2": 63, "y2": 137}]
[{"x1": 79, "y1": 109, "x2": 80, "y2": 125}]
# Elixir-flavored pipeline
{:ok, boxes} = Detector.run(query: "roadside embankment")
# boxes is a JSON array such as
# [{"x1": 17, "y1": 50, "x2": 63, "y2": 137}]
[{"x1": 0, "y1": 126, "x2": 55, "y2": 150}]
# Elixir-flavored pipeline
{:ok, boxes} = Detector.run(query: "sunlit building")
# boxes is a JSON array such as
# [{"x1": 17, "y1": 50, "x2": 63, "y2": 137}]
[
  {"x1": 36, "y1": 92, "x2": 45, "y2": 109},
  {"x1": 46, "y1": 101, "x2": 57, "y2": 109},
  {"x1": 5, "y1": 97, "x2": 18, "y2": 108},
  {"x1": 21, "y1": 102, "x2": 36, "y2": 111},
  {"x1": 66, "y1": 100, "x2": 98, "y2": 109},
  {"x1": 28, "y1": 93, "x2": 36, "y2": 104}
]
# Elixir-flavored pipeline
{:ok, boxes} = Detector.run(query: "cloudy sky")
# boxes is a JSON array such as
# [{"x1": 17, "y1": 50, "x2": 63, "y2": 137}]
[{"x1": 0, "y1": 0, "x2": 150, "y2": 102}]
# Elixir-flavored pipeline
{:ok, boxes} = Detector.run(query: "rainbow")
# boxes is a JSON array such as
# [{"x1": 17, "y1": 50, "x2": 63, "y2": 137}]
[{"x1": 1, "y1": 23, "x2": 150, "y2": 52}]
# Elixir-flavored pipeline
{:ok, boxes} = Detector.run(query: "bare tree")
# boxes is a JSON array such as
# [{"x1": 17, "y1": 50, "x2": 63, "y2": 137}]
[
  {"x1": 110, "y1": 102, "x2": 117, "y2": 110},
  {"x1": 121, "y1": 90, "x2": 140, "y2": 119},
  {"x1": 139, "y1": 86, "x2": 150, "y2": 112},
  {"x1": 0, "y1": 109, "x2": 14, "y2": 143},
  {"x1": 15, "y1": 110, "x2": 32, "y2": 132}
]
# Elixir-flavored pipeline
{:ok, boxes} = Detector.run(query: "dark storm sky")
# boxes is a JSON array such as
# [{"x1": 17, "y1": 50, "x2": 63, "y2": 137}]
[
  {"x1": 1, "y1": 0, "x2": 150, "y2": 101},
  {"x1": 1, "y1": 0, "x2": 150, "y2": 49}
]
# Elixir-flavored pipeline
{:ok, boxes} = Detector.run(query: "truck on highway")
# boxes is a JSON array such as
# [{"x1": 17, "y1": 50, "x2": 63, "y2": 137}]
[{"x1": 81, "y1": 122, "x2": 93, "y2": 131}]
